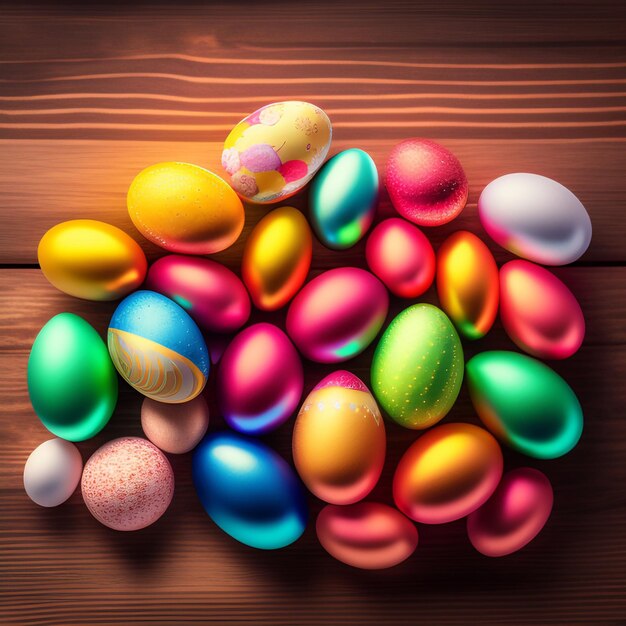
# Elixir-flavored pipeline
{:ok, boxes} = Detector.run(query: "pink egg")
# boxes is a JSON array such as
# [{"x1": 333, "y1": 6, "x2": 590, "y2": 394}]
[
  {"x1": 217, "y1": 323, "x2": 303, "y2": 434},
  {"x1": 145, "y1": 255, "x2": 250, "y2": 334},
  {"x1": 385, "y1": 138, "x2": 468, "y2": 226},
  {"x1": 500, "y1": 260, "x2": 585, "y2": 359},
  {"x1": 467, "y1": 467, "x2": 554, "y2": 557},
  {"x1": 81, "y1": 437, "x2": 174, "y2": 531},
  {"x1": 365, "y1": 218, "x2": 435, "y2": 297},
  {"x1": 286, "y1": 267, "x2": 389, "y2": 363},
  {"x1": 317, "y1": 502, "x2": 418, "y2": 569}
]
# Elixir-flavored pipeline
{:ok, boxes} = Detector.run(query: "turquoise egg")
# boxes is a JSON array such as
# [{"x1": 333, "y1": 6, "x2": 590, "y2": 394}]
[
  {"x1": 28, "y1": 313, "x2": 118, "y2": 441},
  {"x1": 193, "y1": 432, "x2": 308, "y2": 549},
  {"x1": 108, "y1": 290, "x2": 209, "y2": 403},
  {"x1": 309, "y1": 149, "x2": 379, "y2": 249}
]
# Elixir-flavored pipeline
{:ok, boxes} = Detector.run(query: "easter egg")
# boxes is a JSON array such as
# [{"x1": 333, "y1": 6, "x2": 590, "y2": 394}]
[
  {"x1": 393, "y1": 423, "x2": 503, "y2": 524},
  {"x1": 222, "y1": 101, "x2": 332, "y2": 204},
  {"x1": 127, "y1": 162, "x2": 244, "y2": 254},
  {"x1": 242, "y1": 206, "x2": 312, "y2": 310},
  {"x1": 371, "y1": 304, "x2": 463, "y2": 430},
  {"x1": 365, "y1": 218, "x2": 435, "y2": 298},
  {"x1": 141, "y1": 395, "x2": 210, "y2": 454},
  {"x1": 218, "y1": 323, "x2": 303, "y2": 435},
  {"x1": 286, "y1": 267, "x2": 388, "y2": 363},
  {"x1": 23, "y1": 438, "x2": 82, "y2": 507},
  {"x1": 436, "y1": 231, "x2": 499, "y2": 340},
  {"x1": 293, "y1": 371, "x2": 385, "y2": 505},
  {"x1": 38, "y1": 219, "x2": 147, "y2": 301},
  {"x1": 467, "y1": 468, "x2": 554, "y2": 557},
  {"x1": 193, "y1": 432, "x2": 308, "y2": 549},
  {"x1": 28, "y1": 313, "x2": 118, "y2": 441},
  {"x1": 500, "y1": 260, "x2": 585, "y2": 359},
  {"x1": 145, "y1": 255, "x2": 250, "y2": 333},
  {"x1": 316, "y1": 502, "x2": 418, "y2": 569},
  {"x1": 385, "y1": 138, "x2": 468, "y2": 226},
  {"x1": 478, "y1": 173, "x2": 592, "y2": 265},
  {"x1": 309, "y1": 148, "x2": 378, "y2": 249},
  {"x1": 81, "y1": 437, "x2": 174, "y2": 531},
  {"x1": 466, "y1": 351, "x2": 583, "y2": 459},
  {"x1": 108, "y1": 291, "x2": 209, "y2": 403}
]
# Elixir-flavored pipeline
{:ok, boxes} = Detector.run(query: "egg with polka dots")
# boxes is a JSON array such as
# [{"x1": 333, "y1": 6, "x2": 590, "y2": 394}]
[{"x1": 371, "y1": 303, "x2": 464, "y2": 430}]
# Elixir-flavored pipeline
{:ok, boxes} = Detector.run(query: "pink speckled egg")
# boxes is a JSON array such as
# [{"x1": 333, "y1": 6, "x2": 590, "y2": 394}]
[
  {"x1": 385, "y1": 138, "x2": 468, "y2": 226},
  {"x1": 81, "y1": 437, "x2": 174, "y2": 531}
]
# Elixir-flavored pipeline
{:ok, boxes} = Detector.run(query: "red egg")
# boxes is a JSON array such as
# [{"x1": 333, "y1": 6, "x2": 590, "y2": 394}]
[
  {"x1": 365, "y1": 218, "x2": 435, "y2": 298},
  {"x1": 316, "y1": 502, "x2": 418, "y2": 569},
  {"x1": 385, "y1": 138, "x2": 468, "y2": 226},
  {"x1": 500, "y1": 260, "x2": 585, "y2": 359},
  {"x1": 467, "y1": 467, "x2": 554, "y2": 557}
]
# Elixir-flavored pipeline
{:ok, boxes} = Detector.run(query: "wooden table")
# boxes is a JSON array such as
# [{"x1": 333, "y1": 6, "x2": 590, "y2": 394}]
[{"x1": 1, "y1": 2, "x2": 625, "y2": 624}]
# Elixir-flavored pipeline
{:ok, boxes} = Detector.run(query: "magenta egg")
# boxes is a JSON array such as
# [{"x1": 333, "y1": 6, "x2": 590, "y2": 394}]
[
  {"x1": 385, "y1": 138, "x2": 468, "y2": 227},
  {"x1": 365, "y1": 218, "x2": 435, "y2": 298},
  {"x1": 145, "y1": 255, "x2": 250, "y2": 334},
  {"x1": 467, "y1": 467, "x2": 554, "y2": 557},
  {"x1": 500, "y1": 260, "x2": 585, "y2": 359},
  {"x1": 286, "y1": 267, "x2": 389, "y2": 363},
  {"x1": 317, "y1": 502, "x2": 418, "y2": 569},
  {"x1": 217, "y1": 323, "x2": 303, "y2": 434}
]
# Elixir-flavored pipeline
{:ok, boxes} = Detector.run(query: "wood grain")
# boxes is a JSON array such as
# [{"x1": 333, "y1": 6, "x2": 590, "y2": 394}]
[{"x1": 1, "y1": 2, "x2": 625, "y2": 624}]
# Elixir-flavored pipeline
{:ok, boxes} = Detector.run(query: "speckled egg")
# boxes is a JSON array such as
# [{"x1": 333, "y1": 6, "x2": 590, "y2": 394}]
[
  {"x1": 222, "y1": 101, "x2": 332, "y2": 204},
  {"x1": 81, "y1": 437, "x2": 174, "y2": 531}
]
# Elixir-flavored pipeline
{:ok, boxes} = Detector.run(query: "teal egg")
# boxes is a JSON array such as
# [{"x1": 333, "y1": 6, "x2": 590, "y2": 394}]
[
  {"x1": 466, "y1": 351, "x2": 583, "y2": 459},
  {"x1": 309, "y1": 148, "x2": 379, "y2": 249},
  {"x1": 28, "y1": 313, "x2": 118, "y2": 441}
]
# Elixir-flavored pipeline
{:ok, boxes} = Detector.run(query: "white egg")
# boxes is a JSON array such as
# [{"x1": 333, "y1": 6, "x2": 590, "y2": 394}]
[{"x1": 23, "y1": 438, "x2": 83, "y2": 507}]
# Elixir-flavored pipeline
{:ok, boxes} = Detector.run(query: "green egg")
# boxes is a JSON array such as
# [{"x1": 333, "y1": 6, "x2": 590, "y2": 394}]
[
  {"x1": 371, "y1": 303, "x2": 464, "y2": 429},
  {"x1": 466, "y1": 351, "x2": 583, "y2": 459},
  {"x1": 27, "y1": 313, "x2": 118, "y2": 441}
]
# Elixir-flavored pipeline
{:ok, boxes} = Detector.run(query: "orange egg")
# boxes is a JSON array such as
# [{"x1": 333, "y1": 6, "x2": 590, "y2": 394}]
[
  {"x1": 436, "y1": 231, "x2": 499, "y2": 339},
  {"x1": 393, "y1": 423, "x2": 503, "y2": 524}
]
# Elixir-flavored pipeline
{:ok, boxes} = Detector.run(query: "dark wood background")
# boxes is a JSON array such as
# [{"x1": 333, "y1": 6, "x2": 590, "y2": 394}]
[{"x1": 1, "y1": 2, "x2": 625, "y2": 624}]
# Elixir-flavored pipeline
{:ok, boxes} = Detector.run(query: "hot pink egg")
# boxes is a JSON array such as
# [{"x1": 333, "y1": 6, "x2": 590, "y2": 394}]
[
  {"x1": 81, "y1": 437, "x2": 174, "y2": 531},
  {"x1": 467, "y1": 467, "x2": 554, "y2": 557},
  {"x1": 286, "y1": 267, "x2": 389, "y2": 363},
  {"x1": 217, "y1": 323, "x2": 303, "y2": 434},
  {"x1": 500, "y1": 260, "x2": 585, "y2": 359},
  {"x1": 365, "y1": 218, "x2": 435, "y2": 298},
  {"x1": 385, "y1": 138, "x2": 468, "y2": 227},
  {"x1": 145, "y1": 255, "x2": 250, "y2": 334}
]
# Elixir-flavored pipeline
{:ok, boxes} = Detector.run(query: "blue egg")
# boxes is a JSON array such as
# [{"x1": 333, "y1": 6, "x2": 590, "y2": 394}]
[
  {"x1": 193, "y1": 432, "x2": 308, "y2": 549},
  {"x1": 309, "y1": 148, "x2": 379, "y2": 249},
  {"x1": 108, "y1": 290, "x2": 209, "y2": 403}
]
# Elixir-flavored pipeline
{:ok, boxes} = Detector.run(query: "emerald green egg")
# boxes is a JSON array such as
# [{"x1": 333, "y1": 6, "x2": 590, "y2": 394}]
[
  {"x1": 28, "y1": 313, "x2": 118, "y2": 441},
  {"x1": 466, "y1": 351, "x2": 583, "y2": 459},
  {"x1": 371, "y1": 303, "x2": 464, "y2": 429}
]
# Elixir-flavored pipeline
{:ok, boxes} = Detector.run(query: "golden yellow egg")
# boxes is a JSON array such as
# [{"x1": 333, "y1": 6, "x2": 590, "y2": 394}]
[
  {"x1": 38, "y1": 219, "x2": 147, "y2": 301},
  {"x1": 242, "y1": 206, "x2": 312, "y2": 310},
  {"x1": 127, "y1": 162, "x2": 244, "y2": 255}
]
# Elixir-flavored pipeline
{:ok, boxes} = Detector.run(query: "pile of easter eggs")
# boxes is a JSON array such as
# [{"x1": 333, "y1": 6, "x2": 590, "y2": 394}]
[{"x1": 24, "y1": 100, "x2": 590, "y2": 569}]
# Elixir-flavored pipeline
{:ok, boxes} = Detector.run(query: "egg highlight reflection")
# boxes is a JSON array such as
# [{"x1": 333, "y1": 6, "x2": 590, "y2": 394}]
[
  {"x1": 500, "y1": 260, "x2": 584, "y2": 359},
  {"x1": 293, "y1": 371, "x2": 385, "y2": 505},
  {"x1": 242, "y1": 206, "x2": 312, "y2": 310},
  {"x1": 108, "y1": 291, "x2": 209, "y2": 403},
  {"x1": 467, "y1": 467, "x2": 554, "y2": 557},
  {"x1": 317, "y1": 502, "x2": 418, "y2": 569},
  {"x1": 286, "y1": 267, "x2": 388, "y2": 363},
  {"x1": 222, "y1": 101, "x2": 332, "y2": 204},
  {"x1": 437, "y1": 231, "x2": 499, "y2": 339},
  {"x1": 193, "y1": 432, "x2": 308, "y2": 549},
  {"x1": 393, "y1": 423, "x2": 503, "y2": 524}
]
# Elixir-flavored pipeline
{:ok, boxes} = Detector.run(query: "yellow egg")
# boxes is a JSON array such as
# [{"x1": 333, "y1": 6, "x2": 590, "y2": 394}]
[
  {"x1": 38, "y1": 219, "x2": 147, "y2": 301},
  {"x1": 127, "y1": 162, "x2": 244, "y2": 254},
  {"x1": 242, "y1": 206, "x2": 312, "y2": 310}
]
